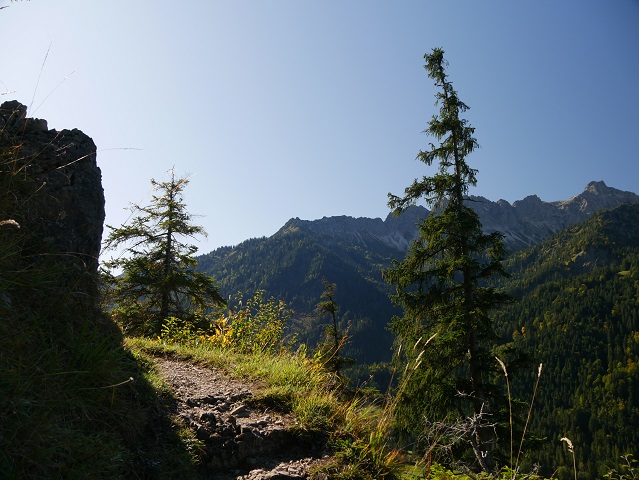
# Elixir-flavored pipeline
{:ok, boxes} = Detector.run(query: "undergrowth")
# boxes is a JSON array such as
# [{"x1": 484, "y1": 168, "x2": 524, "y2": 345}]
[{"x1": 126, "y1": 329, "x2": 639, "y2": 480}]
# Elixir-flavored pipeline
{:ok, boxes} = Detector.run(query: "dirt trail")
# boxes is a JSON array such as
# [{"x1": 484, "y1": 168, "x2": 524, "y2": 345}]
[{"x1": 154, "y1": 357, "x2": 329, "y2": 480}]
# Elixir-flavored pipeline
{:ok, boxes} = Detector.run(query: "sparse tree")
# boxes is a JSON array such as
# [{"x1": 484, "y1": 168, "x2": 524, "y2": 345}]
[
  {"x1": 102, "y1": 170, "x2": 225, "y2": 336},
  {"x1": 315, "y1": 279, "x2": 352, "y2": 378},
  {"x1": 384, "y1": 48, "x2": 510, "y2": 471}
]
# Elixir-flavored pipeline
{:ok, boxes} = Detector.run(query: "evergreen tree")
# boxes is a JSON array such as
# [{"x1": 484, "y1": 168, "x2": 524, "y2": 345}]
[
  {"x1": 102, "y1": 170, "x2": 225, "y2": 336},
  {"x1": 384, "y1": 48, "x2": 510, "y2": 471},
  {"x1": 315, "y1": 279, "x2": 353, "y2": 378}
]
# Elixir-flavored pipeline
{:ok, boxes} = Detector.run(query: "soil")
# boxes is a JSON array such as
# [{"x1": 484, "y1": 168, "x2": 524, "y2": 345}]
[{"x1": 154, "y1": 357, "x2": 330, "y2": 480}]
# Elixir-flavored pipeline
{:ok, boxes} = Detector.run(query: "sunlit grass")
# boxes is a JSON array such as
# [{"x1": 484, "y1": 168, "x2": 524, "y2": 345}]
[{"x1": 127, "y1": 336, "x2": 406, "y2": 478}]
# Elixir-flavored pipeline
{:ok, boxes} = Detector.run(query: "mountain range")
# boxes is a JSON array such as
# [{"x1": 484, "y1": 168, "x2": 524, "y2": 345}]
[
  {"x1": 197, "y1": 183, "x2": 639, "y2": 477},
  {"x1": 197, "y1": 181, "x2": 639, "y2": 363},
  {"x1": 275, "y1": 180, "x2": 639, "y2": 253}
]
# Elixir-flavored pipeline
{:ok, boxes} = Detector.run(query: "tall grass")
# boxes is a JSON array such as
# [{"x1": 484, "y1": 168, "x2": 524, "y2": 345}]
[
  {"x1": 129, "y1": 335, "x2": 407, "y2": 479},
  {"x1": 560, "y1": 437, "x2": 577, "y2": 480},
  {"x1": 494, "y1": 356, "x2": 544, "y2": 479}
]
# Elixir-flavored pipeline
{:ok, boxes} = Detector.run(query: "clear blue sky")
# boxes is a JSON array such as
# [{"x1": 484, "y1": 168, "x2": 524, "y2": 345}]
[{"x1": 2, "y1": 1, "x2": 638, "y2": 253}]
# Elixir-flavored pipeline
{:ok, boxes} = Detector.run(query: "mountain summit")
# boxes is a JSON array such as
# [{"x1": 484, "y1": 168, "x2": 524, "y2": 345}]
[
  {"x1": 470, "y1": 181, "x2": 639, "y2": 250},
  {"x1": 276, "y1": 182, "x2": 639, "y2": 252},
  {"x1": 277, "y1": 205, "x2": 427, "y2": 252}
]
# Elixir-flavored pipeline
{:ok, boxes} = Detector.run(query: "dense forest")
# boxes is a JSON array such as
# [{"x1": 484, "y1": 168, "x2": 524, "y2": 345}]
[
  {"x1": 494, "y1": 204, "x2": 639, "y2": 478},
  {"x1": 197, "y1": 221, "x2": 401, "y2": 365}
]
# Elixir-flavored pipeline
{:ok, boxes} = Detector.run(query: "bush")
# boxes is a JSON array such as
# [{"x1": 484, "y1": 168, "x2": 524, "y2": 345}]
[{"x1": 160, "y1": 290, "x2": 291, "y2": 354}]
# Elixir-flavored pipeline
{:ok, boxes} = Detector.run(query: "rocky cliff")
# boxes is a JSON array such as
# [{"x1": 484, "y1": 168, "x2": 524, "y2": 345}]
[
  {"x1": 280, "y1": 181, "x2": 639, "y2": 252},
  {"x1": 0, "y1": 100, "x2": 104, "y2": 271},
  {"x1": 469, "y1": 181, "x2": 639, "y2": 250}
]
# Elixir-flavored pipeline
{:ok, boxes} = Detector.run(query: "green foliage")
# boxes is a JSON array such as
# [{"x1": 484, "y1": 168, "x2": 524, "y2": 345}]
[
  {"x1": 318, "y1": 436, "x2": 403, "y2": 479},
  {"x1": 412, "y1": 463, "x2": 544, "y2": 479},
  {"x1": 102, "y1": 170, "x2": 225, "y2": 336},
  {"x1": 196, "y1": 223, "x2": 399, "y2": 366},
  {"x1": 605, "y1": 454, "x2": 639, "y2": 480},
  {"x1": 158, "y1": 290, "x2": 291, "y2": 355},
  {"x1": 384, "y1": 48, "x2": 511, "y2": 471},
  {"x1": 224, "y1": 290, "x2": 290, "y2": 353},
  {"x1": 314, "y1": 279, "x2": 355, "y2": 378},
  {"x1": 494, "y1": 205, "x2": 639, "y2": 478}
]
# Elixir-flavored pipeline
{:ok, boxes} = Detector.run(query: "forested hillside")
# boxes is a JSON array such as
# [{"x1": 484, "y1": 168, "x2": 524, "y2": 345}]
[
  {"x1": 197, "y1": 221, "x2": 401, "y2": 364},
  {"x1": 198, "y1": 202, "x2": 639, "y2": 476},
  {"x1": 494, "y1": 204, "x2": 639, "y2": 478}
]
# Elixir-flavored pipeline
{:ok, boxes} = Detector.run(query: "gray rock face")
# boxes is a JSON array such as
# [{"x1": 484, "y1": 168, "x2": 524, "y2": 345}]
[
  {"x1": 468, "y1": 181, "x2": 639, "y2": 250},
  {"x1": 280, "y1": 182, "x2": 639, "y2": 253},
  {"x1": 0, "y1": 100, "x2": 104, "y2": 271},
  {"x1": 279, "y1": 206, "x2": 428, "y2": 252}
]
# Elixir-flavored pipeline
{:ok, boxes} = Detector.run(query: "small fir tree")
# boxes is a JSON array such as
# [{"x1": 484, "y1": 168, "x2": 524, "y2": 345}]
[
  {"x1": 384, "y1": 48, "x2": 510, "y2": 471},
  {"x1": 315, "y1": 279, "x2": 353, "y2": 378},
  {"x1": 102, "y1": 170, "x2": 224, "y2": 336}
]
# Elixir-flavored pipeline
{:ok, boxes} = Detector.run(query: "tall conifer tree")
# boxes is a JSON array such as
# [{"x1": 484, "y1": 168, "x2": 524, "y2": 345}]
[
  {"x1": 103, "y1": 170, "x2": 225, "y2": 336},
  {"x1": 384, "y1": 48, "x2": 510, "y2": 471}
]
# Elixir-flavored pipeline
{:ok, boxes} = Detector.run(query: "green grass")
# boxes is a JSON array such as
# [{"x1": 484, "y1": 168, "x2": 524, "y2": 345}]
[
  {"x1": 0, "y1": 312, "x2": 198, "y2": 479},
  {"x1": 128, "y1": 336, "x2": 406, "y2": 479}
]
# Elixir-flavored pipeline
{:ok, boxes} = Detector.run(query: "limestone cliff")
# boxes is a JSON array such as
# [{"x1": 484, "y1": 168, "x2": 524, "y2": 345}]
[
  {"x1": 278, "y1": 182, "x2": 639, "y2": 253},
  {"x1": 0, "y1": 100, "x2": 104, "y2": 271}
]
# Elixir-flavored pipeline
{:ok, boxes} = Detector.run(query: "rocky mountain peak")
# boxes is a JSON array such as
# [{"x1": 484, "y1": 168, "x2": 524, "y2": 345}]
[
  {"x1": 557, "y1": 181, "x2": 639, "y2": 215},
  {"x1": 276, "y1": 206, "x2": 429, "y2": 251},
  {"x1": 274, "y1": 182, "x2": 639, "y2": 253},
  {"x1": 584, "y1": 180, "x2": 611, "y2": 193}
]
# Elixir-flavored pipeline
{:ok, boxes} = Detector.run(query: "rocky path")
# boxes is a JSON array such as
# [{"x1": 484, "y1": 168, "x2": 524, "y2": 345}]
[{"x1": 154, "y1": 358, "x2": 329, "y2": 480}]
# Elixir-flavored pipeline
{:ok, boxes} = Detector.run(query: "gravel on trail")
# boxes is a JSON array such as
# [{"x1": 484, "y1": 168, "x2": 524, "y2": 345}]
[{"x1": 154, "y1": 357, "x2": 331, "y2": 480}]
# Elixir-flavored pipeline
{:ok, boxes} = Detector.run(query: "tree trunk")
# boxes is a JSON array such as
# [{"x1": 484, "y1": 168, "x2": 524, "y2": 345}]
[{"x1": 159, "y1": 178, "x2": 176, "y2": 328}]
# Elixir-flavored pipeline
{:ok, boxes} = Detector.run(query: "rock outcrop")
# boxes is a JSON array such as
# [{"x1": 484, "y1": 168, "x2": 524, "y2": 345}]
[
  {"x1": 279, "y1": 182, "x2": 639, "y2": 253},
  {"x1": 468, "y1": 181, "x2": 639, "y2": 250},
  {"x1": 0, "y1": 100, "x2": 104, "y2": 271}
]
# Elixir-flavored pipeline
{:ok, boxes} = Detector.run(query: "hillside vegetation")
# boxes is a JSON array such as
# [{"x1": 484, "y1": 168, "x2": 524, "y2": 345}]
[
  {"x1": 197, "y1": 226, "x2": 400, "y2": 366},
  {"x1": 198, "y1": 202, "x2": 639, "y2": 478},
  {"x1": 494, "y1": 204, "x2": 639, "y2": 478}
]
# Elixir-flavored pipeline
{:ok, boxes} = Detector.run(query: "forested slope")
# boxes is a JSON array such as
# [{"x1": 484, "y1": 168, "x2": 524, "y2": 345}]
[
  {"x1": 495, "y1": 204, "x2": 639, "y2": 478},
  {"x1": 197, "y1": 223, "x2": 400, "y2": 364},
  {"x1": 198, "y1": 202, "x2": 639, "y2": 476}
]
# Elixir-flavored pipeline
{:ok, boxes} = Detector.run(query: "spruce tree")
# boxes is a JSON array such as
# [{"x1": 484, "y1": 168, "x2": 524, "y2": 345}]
[
  {"x1": 315, "y1": 279, "x2": 353, "y2": 378},
  {"x1": 384, "y1": 48, "x2": 510, "y2": 471},
  {"x1": 102, "y1": 170, "x2": 225, "y2": 336}
]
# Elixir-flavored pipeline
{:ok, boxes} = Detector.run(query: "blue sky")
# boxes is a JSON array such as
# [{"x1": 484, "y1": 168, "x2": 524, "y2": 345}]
[{"x1": 1, "y1": 1, "x2": 638, "y2": 253}]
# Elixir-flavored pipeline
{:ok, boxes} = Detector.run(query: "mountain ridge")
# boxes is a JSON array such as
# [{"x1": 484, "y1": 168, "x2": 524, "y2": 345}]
[
  {"x1": 268, "y1": 181, "x2": 639, "y2": 253},
  {"x1": 197, "y1": 181, "x2": 639, "y2": 367}
]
